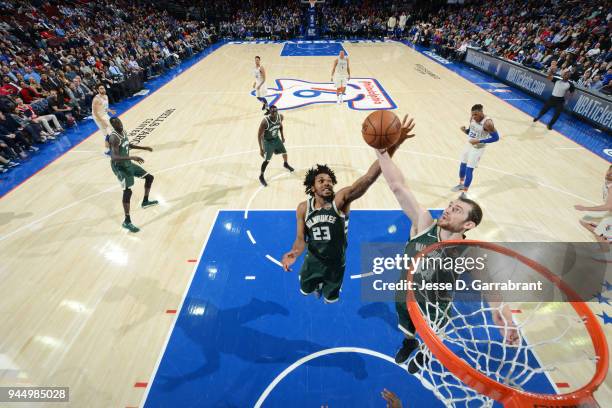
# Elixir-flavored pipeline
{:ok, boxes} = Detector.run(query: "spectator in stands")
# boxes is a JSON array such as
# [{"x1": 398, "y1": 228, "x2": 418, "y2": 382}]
[{"x1": 15, "y1": 96, "x2": 62, "y2": 135}]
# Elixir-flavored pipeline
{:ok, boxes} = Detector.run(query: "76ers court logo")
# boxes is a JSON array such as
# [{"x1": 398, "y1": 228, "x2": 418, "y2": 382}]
[{"x1": 251, "y1": 78, "x2": 397, "y2": 111}]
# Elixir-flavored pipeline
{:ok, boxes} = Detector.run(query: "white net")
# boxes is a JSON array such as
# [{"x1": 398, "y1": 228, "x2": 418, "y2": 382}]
[{"x1": 405, "y1": 242, "x2": 605, "y2": 407}]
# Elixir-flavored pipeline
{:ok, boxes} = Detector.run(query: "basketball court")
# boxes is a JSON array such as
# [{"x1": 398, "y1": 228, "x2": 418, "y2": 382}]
[{"x1": 0, "y1": 40, "x2": 610, "y2": 407}]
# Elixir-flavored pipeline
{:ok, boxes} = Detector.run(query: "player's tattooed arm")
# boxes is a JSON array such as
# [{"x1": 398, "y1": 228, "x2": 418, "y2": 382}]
[
  {"x1": 336, "y1": 115, "x2": 416, "y2": 211},
  {"x1": 258, "y1": 119, "x2": 266, "y2": 157},
  {"x1": 282, "y1": 201, "x2": 307, "y2": 272},
  {"x1": 280, "y1": 115, "x2": 285, "y2": 143}
]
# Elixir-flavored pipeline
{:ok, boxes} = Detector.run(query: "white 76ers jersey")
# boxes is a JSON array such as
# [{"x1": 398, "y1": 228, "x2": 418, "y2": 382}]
[
  {"x1": 254, "y1": 66, "x2": 264, "y2": 83},
  {"x1": 336, "y1": 57, "x2": 348, "y2": 76},
  {"x1": 468, "y1": 116, "x2": 491, "y2": 147}
]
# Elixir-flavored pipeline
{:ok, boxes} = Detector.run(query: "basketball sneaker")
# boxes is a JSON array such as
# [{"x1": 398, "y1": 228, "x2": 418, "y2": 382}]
[
  {"x1": 122, "y1": 221, "x2": 140, "y2": 233},
  {"x1": 259, "y1": 174, "x2": 267, "y2": 187},
  {"x1": 395, "y1": 338, "x2": 419, "y2": 364},
  {"x1": 451, "y1": 184, "x2": 465, "y2": 192},
  {"x1": 284, "y1": 162, "x2": 294, "y2": 172},
  {"x1": 408, "y1": 350, "x2": 427, "y2": 374},
  {"x1": 142, "y1": 199, "x2": 159, "y2": 208}
]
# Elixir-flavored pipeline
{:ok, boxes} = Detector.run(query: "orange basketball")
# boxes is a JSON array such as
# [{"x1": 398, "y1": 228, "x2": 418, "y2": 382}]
[{"x1": 361, "y1": 111, "x2": 402, "y2": 149}]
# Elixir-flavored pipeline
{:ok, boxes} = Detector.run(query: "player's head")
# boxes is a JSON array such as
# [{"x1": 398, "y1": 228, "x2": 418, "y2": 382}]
[
  {"x1": 268, "y1": 105, "x2": 278, "y2": 119},
  {"x1": 470, "y1": 104, "x2": 484, "y2": 122},
  {"x1": 607, "y1": 165, "x2": 612, "y2": 181},
  {"x1": 110, "y1": 117, "x2": 123, "y2": 133},
  {"x1": 304, "y1": 164, "x2": 337, "y2": 199},
  {"x1": 255, "y1": 56, "x2": 261, "y2": 66},
  {"x1": 339, "y1": 50, "x2": 345, "y2": 58},
  {"x1": 438, "y1": 196, "x2": 482, "y2": 234},
  {"x1": 96, "y1": 83, "x2": 106, "y2": 95}
]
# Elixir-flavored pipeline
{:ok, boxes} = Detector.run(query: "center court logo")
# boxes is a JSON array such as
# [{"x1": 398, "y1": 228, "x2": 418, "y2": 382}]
[{"x1": 251, "y1": 78, "x2": 397, "y2": 111}]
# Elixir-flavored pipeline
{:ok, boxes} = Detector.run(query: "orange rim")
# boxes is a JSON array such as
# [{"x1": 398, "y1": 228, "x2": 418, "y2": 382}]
[{"x1": 405, "y1": 239, "x2": 608, "y2": 407}]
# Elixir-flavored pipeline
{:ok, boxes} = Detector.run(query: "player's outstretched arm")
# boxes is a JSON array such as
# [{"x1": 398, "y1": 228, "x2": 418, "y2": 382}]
[
  {"x1": 376, "y1": 118, "x2": 432, "y2": 234},
  {"x1": 575, "y1": 185, "x2": 612, "y2": 212},
  {"x1": 129, "y1": 143, "x2": 153, "y2": 152},
  {"x1": 335, "y1": 115, "x2": 416, "y2": 212},
  {"x1": 282, "y1": 201, "x2": 307, "y2": 272}
]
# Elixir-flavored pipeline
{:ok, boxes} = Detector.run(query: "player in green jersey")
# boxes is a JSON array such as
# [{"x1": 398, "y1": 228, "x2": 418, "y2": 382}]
[
  {"x1": 258, "y1": 105, "x2": 294, "y2": 187},
  {"x1": 108, "y1": 117, "x2": 158, "y2": 233},
  {"x1": 375, "y1": 145, "x2": 518, "y2": 371},
  {"x1": 281, "y1": 115, "x2": 416, "y2": 303}
]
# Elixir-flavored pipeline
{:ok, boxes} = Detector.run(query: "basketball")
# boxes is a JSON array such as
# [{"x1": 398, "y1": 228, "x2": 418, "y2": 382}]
[{"x1": 361, "y1": 110, "x2": 402, "y2": 149}]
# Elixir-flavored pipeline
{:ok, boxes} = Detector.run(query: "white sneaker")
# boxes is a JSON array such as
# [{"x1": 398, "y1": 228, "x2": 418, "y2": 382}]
[{"x1": 451, "y1": 184, "x2": 464, "y2": 192}]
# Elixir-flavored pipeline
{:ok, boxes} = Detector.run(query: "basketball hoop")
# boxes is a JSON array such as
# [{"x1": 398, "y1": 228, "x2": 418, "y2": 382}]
[{"x1": 405, "y1": 240, "x2": 609, "y2": 408}]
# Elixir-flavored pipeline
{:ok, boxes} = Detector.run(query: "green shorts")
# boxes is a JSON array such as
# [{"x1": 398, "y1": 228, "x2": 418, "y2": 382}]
[
  {"x1": 111, "y1": 163, "x2": 148, "y2": 189},
  {"x1": 263, "y1": 137, "x2": 286, "y2": 161},
  {"x1": 299, "y1": 252, "x2": 345, "y2": 303}
]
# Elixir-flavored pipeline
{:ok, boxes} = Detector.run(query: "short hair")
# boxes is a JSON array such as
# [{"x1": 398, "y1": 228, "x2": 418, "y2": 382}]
[
  {"x1": 110, "y1": 117, "x2": 122, "y2": 130},
  {"x1": 303, "y1": 164, "x2": 337, "y2": 196},
  {"x1": 471, "y1": 104, "x2": 483, "y2": 112},
  {"x1": 458, "y1": 196, "x2": 483, "y2": 227},
  {"x1": 255, "y1": 56, "x2": 260, "y2": 60},
  {"x1": 96, "y1": 83, "x2": 104, "y2": 90}
]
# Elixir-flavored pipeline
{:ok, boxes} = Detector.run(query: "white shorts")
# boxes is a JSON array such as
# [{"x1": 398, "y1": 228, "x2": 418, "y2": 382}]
[
  {"x1": 93, "y1": 115, "x2": 112, "y2": 136},
  {"x1": 460, "y1": 144, "x2": 485, "y2": 168},
  {"x1": 334, "y1": 75, "x2": 348, "y2": 88},
  {"x1": 255, "y1": 82, "x2": 267, "y2": 98},
  {"x1": 594, "y1": 216, "x2": 612, "y2": 241}
]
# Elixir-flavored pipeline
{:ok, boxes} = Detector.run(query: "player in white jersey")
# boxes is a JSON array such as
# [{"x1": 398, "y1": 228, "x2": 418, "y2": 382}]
[
  {"x1": 331, "y1": 50, "x2": 350, "y2": 104},
  {"x1": 253, "y1": 56, "x2": 268, "y2": 111},
  {"x1": 92, "y1": 83, "x2": 116, "y2": 153},
  {"x1": 451, "y1": 104, "x2": 500, "y2": 194},
  {"x1": 575, "y1": 164, "x2": 612, "y2": 245}
]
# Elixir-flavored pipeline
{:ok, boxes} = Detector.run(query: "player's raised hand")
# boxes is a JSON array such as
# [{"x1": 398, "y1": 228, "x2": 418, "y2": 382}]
[
  {"x1": 381, "y1": 389, "x2": 403, "y2": 408},
  {"x1": 399, "y1": 114, "x2": 416, "y2": 142},
  {"x1": 460, "y1": 125, "x2": 467, "y2": 133},
  {"x1": 281, "y1": 251, "x2": 298, "y2": 271}
]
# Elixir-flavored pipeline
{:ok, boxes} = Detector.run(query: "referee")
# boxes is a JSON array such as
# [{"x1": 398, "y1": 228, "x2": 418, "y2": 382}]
[{"x1": 532, "y1": 62, "x2": 575, "y2": 130}]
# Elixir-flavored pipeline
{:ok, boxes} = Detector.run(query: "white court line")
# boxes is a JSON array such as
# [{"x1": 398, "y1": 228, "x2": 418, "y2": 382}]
[
  {"x1": 502, "y1": 98, "x2": 530, "y2": 101},
  {"x1": 554, "y1": 147, "x2": 583, "y2": 150},
  {"x1": 350, "y1": 271, "x2": 374, "y2": 279},
  {"x1": 254, "y1": 347, "x2": 398, "y2": 408},
  {"x1": 140, "y1": 209, "x2": 220, "y2": 407},
  {"x1": 265, "y1": 254, "x2": 283, "y2": 268},
  {"x1": 245, "y1": 276, "x2": 256, "y2": 280},
  {"x1": 246, "y1": 229, "x2": 256, "y2": 244},
  {"x1": 0, "y1": 144, "x2": 599, "y2": 243}
]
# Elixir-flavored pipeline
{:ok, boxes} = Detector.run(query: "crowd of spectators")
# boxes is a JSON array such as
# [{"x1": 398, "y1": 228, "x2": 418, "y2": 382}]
[
  {"x1": 0, "y1": 0, "x2": 215, "y2": 173},
  {"x1": 408, "y1": 0, "x2": 611, "y2": 94}
]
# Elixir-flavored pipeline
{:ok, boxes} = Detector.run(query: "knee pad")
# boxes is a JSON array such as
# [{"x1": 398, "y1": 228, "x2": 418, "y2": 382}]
[
  {"x1": 144, "y1": 174, "x2": 154, "y2": 188},
  {"x1": 122, "y1": 188, "x2": 132, "y2": 203}
]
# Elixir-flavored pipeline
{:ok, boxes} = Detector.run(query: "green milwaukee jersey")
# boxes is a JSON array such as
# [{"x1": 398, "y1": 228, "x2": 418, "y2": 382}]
[
  {"x1": 263, "y1": 114, "x2": 282, "y2": 141},
  {"x1": 403, "y1": 221, "x2": 465, "y2": 304},
  {"x1": 110, "y1": 130, "x2": 131, "y2": 168},
  {"x1": 304, "y1": 197, "x2": 348, "y2": 265}
]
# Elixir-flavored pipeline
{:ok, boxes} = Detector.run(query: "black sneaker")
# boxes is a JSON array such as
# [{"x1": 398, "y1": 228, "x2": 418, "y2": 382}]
[
  {"x1": 532, "y1": 117, "x2": 538, "y2": 122},
  {"x1": 408, "y1": 350, "x2": 427, "y2": 374},
  {"x1": 259, "y1": 174, "x2": 267, "y2": 187},
  {"x1": 284, "y1": 162, "x2": 294, "y2": 172},
  {"x1": 394, "y1": 338, "x2": 419, "y2": 364},
  {"x1": 547, "y1": 123, "x2": 553, "y2": 130}
]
